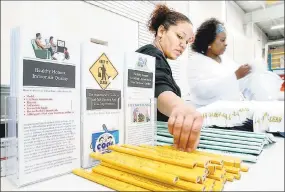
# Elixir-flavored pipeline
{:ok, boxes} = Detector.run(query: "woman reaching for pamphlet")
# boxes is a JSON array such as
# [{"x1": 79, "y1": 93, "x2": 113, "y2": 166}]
[{"x1": 136, "y1": 4, "x2": 203, "y2": 152}]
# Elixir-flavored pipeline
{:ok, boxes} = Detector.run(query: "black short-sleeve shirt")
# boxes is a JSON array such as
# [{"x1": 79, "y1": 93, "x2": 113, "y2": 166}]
[{"x1": 136, "y1": 44, "x2": 181, "y2": 122}]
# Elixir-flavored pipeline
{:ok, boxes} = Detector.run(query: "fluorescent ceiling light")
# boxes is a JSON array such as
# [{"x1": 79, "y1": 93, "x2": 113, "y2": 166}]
[
  {"x1": 271, "y1": 24, "x2": 284, "y2": 30},
  {"x1": 248, "y1": 1, "x2": 257, "y2": 2}
]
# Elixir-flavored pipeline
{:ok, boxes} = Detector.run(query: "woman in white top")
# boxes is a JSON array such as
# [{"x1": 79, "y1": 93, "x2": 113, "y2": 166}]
[{"x1": 187, "y1": 18, "x2": 251, "y2": 107}]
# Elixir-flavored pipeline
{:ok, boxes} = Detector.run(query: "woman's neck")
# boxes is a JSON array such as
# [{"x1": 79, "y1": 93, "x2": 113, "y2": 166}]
[
  {"x1": 153, "y1": 39, "x2": 165, "y2": 57},
  {"x1": 206, "y1": 51, "x2": 221, "y2": 63}
]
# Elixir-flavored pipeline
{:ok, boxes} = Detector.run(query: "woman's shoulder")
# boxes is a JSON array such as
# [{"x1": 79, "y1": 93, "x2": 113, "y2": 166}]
[
  {"x1": 188, "y1": 52, "x2": 212, "y2": 65},
  {"x1": 136, "y1": 44, "x2": 170, "y2": 70},
  {"x1": 136, "y1": 44, "x2": 165, "y2": 60},
  {"x1": 189, "y1": 52, "x2": 206, "y2": 59}
]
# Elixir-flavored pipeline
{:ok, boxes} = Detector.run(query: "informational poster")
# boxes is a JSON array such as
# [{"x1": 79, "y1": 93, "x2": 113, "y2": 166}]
[
  {"x1": 124, "y1": 52, "x2": 156, "y2": 145},
  {"x1": 124, "y1": 53, "x2": 155, "y2": 99},
  {"x1": 9, "y1": 27, "x2": 81, "y2": 187},
  {"x1": 80, "y1": 42, "x2": 124, "y2": 168}
]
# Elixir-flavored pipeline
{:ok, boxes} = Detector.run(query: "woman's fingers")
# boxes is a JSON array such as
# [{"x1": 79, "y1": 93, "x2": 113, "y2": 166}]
[
  {"x1": 168, "y1": 116, "x2": 175, "y2": 135},
  {"x1": 172, "y1": 115, "x2": 184, "y2": 148},
  {"x1": 178, "y1": 115, "x2": 194, "y2": 151},
  {"x1": 186, "y1": 112, "x2": 203, "y2": 152},
  {"x1": 168, "y1": 107, "x2": 203, "y2": 152}
]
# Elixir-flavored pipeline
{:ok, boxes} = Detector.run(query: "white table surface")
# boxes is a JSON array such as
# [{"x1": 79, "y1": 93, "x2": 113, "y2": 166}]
[{"x1": 2, "y1": 137, "x2": 284, "y2": 191}]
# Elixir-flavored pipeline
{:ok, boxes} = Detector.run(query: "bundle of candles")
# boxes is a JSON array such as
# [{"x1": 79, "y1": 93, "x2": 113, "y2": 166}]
[
  {"x1": 73, "y1": 144, "x2": 249, "y2": 191},
  {"x1": 156, "y1": 121, "x2": 275, "y2": 163},
  {"x1": 196, "y1": 100, "x2": 284, "y2": 135},
  {"x1": 197, "y1": 101, "x2": 254, "y2": 128},
  {"x1": 252, "y1": 101, "x2": 284, "y2": 134}
]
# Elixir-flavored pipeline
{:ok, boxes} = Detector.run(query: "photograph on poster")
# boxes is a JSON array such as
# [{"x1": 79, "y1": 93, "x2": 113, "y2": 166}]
[
  {"x1": 31, "y1": 32, "x2": 70, "y2": 61},
  {"x1": 131, "y1": 105, "x2": 151, "y2": 123}
]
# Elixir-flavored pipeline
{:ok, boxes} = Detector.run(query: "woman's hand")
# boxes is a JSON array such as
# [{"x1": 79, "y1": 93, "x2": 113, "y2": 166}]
[
  {"x1": 167, "y1": 105, "x2": 203, "y2": 152},
  {"x1": 235, "y1": 64, "x2": 251, "y2": 80}
]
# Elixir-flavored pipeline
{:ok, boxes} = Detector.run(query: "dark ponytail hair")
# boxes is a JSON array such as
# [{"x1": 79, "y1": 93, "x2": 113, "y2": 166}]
[{"x1": 148, "y1": 4, "x2": 192, "y2": 36}]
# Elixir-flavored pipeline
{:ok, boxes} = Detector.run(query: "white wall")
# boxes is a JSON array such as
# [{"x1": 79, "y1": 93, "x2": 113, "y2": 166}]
[
  {"x1": 189, "y1": 1, "x2": 225, "y2": 32},
  {"x1": 166, "y1": 1, "x2": 189, "y2": 16},
  {"x1": 225, "y1": 1, "x2": 245, "y2": 35},
  {"x1": 224, "y1": 1, "x2": 252, "y2": 64},
  {"x1": 1, "y1": 1, "x2": 139, "y2": 85},
  {"x1": 254, "y1": 24, "x2": 268, "y2": 48},
  {"x1": 224, "y1": 1, "x2": 268, "y2": 65},
  {"x1": 253, "y1": 24, "x2": 268, "y2": 59},
  {"x1": 225, "y1": 1, "x2": 268, "y2": 64},
  {"x1": 243, "y1": 21, "x2": 268, "y2": 61}
]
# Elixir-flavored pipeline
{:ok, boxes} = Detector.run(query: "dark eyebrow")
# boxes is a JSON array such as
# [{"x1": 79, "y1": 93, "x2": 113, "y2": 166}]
[{"x1": 177, "y1": 31, "x2": 186, "y2": 37}]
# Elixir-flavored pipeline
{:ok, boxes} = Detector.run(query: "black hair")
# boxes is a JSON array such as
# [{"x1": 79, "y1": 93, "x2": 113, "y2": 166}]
[
  {"x1": 191, "y1": 18, "x2": 224, "y2": 55},
  {"x1": 148, "y1": 4, "x2": 192, "y2": 36},
  {"x1": 36, "y1": 33, "x2": 41, "y2": 38},
  {"x1": 50, "y1": 36, "x2": 53, "y2": 41}
]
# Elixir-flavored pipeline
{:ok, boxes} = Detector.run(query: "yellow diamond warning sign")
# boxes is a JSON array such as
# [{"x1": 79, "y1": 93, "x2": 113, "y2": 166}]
[{"x1": 89, "y1": 53, "x2": 118, "y2": 90}]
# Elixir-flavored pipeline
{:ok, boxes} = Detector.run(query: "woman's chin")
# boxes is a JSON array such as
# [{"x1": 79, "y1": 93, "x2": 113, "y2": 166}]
[
  {"x1": 220, "y1": 49, "x2": 226, "y2": 55},
  {"x1": 168, "y1": 54, "x2": 179, "y2": 60}
]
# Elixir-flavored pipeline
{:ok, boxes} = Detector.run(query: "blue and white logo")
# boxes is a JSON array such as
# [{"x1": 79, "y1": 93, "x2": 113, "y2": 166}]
[
  {"x1": 91, "y1": 124, "x2": 119, "y2": 154},
  {"x1": 136, "y1": 56, "x2": 149, "y2": 71}
]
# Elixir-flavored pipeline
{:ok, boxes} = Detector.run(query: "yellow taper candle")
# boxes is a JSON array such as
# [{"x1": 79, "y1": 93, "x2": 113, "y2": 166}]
[
  {"x1": 90, "y1": 152, "x2": 179, "y2": 185},
  {"x1": 92, "y1": 165, "x2": 185, "y2": 191},
  {"x1": 72, "y1": 168, "x2": 149, "y2": 191}
]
